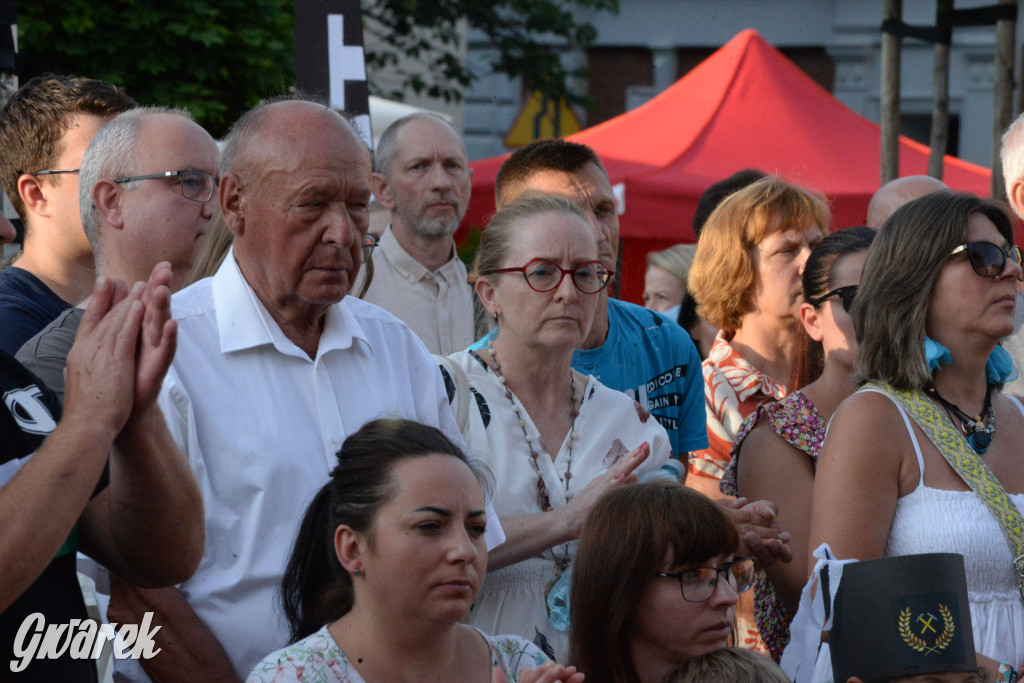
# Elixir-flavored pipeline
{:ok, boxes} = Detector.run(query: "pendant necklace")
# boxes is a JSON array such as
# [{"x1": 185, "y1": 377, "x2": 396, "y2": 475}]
[{"x1": 926, "y1": 383, "x2": 996, "y2": 454}]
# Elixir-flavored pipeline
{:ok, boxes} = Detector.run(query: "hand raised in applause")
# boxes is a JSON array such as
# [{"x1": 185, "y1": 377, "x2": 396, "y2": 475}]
[
  {"x1": 129, "y1": 262, "x2": 178, "y2": 422},
  {"x1": 63, "y1": 276, "x2": 146, "y2": 440}
]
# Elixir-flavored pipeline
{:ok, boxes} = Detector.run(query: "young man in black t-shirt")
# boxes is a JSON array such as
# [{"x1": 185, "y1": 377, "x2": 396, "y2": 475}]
[{"x1": 0, "y1": 264, "x2": 204, "y2": 680}]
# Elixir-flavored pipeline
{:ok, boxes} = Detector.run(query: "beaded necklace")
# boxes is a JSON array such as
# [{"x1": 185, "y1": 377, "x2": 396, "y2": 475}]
[{"x1": 486, "y1": 344, "x2": 580, "y2": 571}]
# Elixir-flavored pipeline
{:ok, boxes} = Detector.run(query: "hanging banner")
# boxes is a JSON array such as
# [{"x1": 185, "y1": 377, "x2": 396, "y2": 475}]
[{"x1": 294, "y1": 0, "x2": 372, "y2": 147}]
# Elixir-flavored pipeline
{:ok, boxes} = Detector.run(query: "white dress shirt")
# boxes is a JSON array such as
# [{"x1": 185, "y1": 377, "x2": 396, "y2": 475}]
[
  {"x1": 356, "y1": 225, "x2": 475, "y2": 355},
  {"x1": 153, "y1": 251, "x2": 501, "y2": 677}
]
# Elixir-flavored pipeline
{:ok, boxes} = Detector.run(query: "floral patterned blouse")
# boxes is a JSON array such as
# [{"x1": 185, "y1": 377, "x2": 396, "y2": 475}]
[
  {"x1": 246, "y1": 625, "x2": 549, "y2": 682},
  {"x1": 720, "y1": 390, "x2": 827, "y2": 661}
]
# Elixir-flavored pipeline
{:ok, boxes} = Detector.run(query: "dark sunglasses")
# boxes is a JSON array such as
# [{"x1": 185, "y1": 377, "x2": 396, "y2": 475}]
[
  {"x1": 810, "y1": 284, "x2": 857, "y2": 313},
  {"x1": 949, "y1": 241, "x2": 1023, "y2": 279}
]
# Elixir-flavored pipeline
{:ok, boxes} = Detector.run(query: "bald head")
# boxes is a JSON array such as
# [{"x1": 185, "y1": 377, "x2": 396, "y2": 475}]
[
  {"x1": 220, "y1": 98, "x2": 370, "y2": 183},
  {"x1": 218, "y1": 97, "x2": 373, "y2": 323},
  {"x1": 866, "y1": 175, "x2": 948, "y2": 228}
]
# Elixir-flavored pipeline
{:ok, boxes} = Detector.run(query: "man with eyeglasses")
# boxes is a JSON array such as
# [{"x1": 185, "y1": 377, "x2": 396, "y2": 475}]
[
  {"x1": 108, "y1": 95, "x2": 503, "y2": 681},
  {"x1": 16, "y1": 106, "x2": 219, "y2": 403},
  {"x1": 997, "y1": 114, "x2": 1024, "y2": 395},
  {"x1": 0, "y1": 74, "x2": 135, "y2": 354},
  {"x1": 354, "y1": 113, "x2": 476, "y2": 354}
]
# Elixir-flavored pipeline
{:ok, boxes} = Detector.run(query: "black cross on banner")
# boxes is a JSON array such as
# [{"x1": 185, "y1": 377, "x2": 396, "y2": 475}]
[{"x1": 294, "y1": 0, "x2": 371, "y2": 148}]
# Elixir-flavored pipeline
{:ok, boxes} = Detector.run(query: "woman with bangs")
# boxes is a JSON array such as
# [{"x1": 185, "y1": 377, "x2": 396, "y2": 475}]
[
  {"x1": 719, "y1": 227, "x2": 875, "y2": 660},
  {"x1": 686, "y1": 175, "x2": 829, "y2": 652},
  {"x1": 811, "y1": 192, "x2": 1024, "y2": 669},
  {"x1": 568, "y1": 481, "x2": 754, "y2": 683},
  {"x1": 686, "y1": 175, "x2": 831, "y2": 498}
]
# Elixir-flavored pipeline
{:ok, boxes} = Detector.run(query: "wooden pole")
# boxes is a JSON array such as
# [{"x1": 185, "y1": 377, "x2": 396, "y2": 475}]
[
  {"x1": 993, "y1": 0, "x2": 1016, "y2": 199},
  {"x1": 928, "y1": 0, "x2": 952, "y2": 179},
  {"x1": 881, "y1": 0, "x2": 902, "y2": 185}
]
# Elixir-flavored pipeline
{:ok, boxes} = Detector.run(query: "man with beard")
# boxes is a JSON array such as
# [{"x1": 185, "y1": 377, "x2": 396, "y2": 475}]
[{"x1": 357, "y1": 113, "x2": 475, "y2": 354}]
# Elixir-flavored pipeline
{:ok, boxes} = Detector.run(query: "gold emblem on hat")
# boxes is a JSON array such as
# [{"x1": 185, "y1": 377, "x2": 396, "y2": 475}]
[{"x1": 898, "y1": 604, "x2": 955, "y2": 655}]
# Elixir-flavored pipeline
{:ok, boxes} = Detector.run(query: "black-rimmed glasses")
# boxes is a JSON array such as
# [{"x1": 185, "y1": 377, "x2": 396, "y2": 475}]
[
  {"x1": 654, "y1": 557, "x2": 755, "y2": 602},
  {"x1": 949, "y1": 241, "x2": 1023, "y2": 279},
  {"x1": 362, "y1": 233, "x2": 379, "y2": 261},
  {"x1": 489, "y1": 258, "x2": 612, "y2": 294},
  {"x1": 810, "y1": 284, "x2": 858, "y2": 313},
  {"x1": 113, "y1": 170, "x2": 219, "y2": 203},
  {"x1": 30, "y1": 169, "x2": 80, "y2": 177}
]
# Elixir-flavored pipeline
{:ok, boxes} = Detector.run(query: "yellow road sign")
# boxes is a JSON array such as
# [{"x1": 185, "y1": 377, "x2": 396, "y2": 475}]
[{"x1": 504, "y1": 91, "x2": 582, "y2": 147}]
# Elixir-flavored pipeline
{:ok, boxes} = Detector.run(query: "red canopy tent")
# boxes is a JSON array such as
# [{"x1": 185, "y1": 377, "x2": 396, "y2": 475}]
[{"x1": 461, "y1": 29, "x2": 994, "y2": 304}]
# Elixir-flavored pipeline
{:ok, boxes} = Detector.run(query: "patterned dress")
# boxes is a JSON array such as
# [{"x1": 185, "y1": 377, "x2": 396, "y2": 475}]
[
  {"x1": 720, "y1": 391, "x2": 827, "y2": 661},
  {"x1": 687, "y1": 332, "x2": 787, "y2": 655},
  {"x1": 246, "y1": 625, "x2": 549, "y2": 682}
]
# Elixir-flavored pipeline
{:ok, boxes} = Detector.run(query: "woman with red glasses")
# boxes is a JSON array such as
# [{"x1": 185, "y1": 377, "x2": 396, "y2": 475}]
[
  {"x1": 810, "y1": 191, "x2": 1024, "y2": 669},
  {"x1": 446, "y1": 195, "x2": 672, "y2": 661}
]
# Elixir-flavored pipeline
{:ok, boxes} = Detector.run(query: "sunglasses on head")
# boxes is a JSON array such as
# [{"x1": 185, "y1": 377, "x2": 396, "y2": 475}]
[
  {"x1": 810, "y1": 284, "x2": 857, "y2": 313},
  {"x1": 949, "y1": 241, "x2": 1023, "y2": 279}
]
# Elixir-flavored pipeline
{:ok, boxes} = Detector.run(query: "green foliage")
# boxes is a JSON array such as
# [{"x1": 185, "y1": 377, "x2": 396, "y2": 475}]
[
  {"x1": 17, "y1": 1, "x2": 617, "y2": 133},
  {"x1": 18, "y1": 0, "x2": 295, "y2": 138},
  {"x1": 363, "y1": 0, "x2": 618, "y2": 107}
]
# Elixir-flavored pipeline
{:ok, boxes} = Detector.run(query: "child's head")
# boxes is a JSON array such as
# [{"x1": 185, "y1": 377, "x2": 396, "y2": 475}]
[{"x1": 660, "y1": 647, "x2": 789, "y2": 683}]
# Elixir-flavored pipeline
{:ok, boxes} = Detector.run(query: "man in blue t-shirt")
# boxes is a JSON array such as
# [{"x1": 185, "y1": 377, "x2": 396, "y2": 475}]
[{"x1": 469, "y1": 139, "x2": 707, "y2": 458}]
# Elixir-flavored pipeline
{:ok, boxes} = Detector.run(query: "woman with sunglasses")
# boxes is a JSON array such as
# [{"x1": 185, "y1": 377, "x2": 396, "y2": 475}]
[
  {"x1": 448, "y1": 196, "x2": 672, "y2": 661},
  {"x1": 810, "y1": 191, "x2": 1024, "y2": 667},
  {"x1": 569, "y1": 481, "x2": 755, "y2": 682},
  {"x1": 718, "y1": 227, "x2": 875, "y2": 661}
]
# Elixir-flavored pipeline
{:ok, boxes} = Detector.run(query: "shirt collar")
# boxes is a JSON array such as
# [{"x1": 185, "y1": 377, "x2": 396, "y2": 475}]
[
  {"x1": 709, "y1": 330, "x2": 787, "y2": 400},
  {"x1": 380, "y1": 224, "x2": 458, "y2": 284},
  {"x1": 212, "y1": 247, "x2": 372, "y2": 360}
]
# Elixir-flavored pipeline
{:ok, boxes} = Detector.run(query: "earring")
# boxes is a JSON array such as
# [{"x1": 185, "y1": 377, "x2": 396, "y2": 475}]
[
  {"x1": 493, "y1": 311, "x2": 499, "y2": 323},
  {"x1": 352, "y1": 569, "x2": 363, "y2": 577}
]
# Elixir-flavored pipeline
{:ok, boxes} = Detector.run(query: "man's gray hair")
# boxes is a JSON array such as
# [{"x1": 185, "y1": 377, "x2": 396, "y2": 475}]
[
  {"x1": 374, "y1": 112, "x2": 462, "y2": 178},
  {"x1": 79, "y1": 106, "x2": 194, "y2": 250},
  {"x1": 219, "y1": 92, "x2": 367, "y2": 180},
  {"x1": 1001, "y1": 111, "x2": 1024, "y2": 217}
]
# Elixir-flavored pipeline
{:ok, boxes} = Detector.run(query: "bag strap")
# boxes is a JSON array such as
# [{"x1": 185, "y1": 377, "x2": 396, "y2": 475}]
[
  {"x1": 866, "y1": 381, "x2": 1024, "y2": 597},
  {"x1": 435, "y1": 354, "x2": 471, "y2": 437}
]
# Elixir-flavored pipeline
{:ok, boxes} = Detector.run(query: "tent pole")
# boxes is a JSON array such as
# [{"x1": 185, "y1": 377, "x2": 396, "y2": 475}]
[
  {"x1": 928, "y1": 0, "x2": 952, "y2": 180},
  {"x1": 993, "y1": 0, "x2": 1016, "y2": 199},
  {"x1": 881, "y1": 0, "x2": 903, "y2": 185}
]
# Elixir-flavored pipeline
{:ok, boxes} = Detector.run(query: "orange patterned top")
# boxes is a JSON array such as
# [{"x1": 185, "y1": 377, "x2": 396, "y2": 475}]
[{"x1": 688, "y1": 332, "x2": 787, "y2": 486}]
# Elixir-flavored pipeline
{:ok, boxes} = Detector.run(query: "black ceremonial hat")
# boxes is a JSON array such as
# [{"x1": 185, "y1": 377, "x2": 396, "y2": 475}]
[{"x1": 829, "y1": 553, "x2": 976, "y2": 682}]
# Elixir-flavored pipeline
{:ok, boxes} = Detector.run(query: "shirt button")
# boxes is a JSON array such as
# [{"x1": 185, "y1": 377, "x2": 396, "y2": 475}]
[{"x1": 331, "y1": 435, "x2": 341, "y2": 445}]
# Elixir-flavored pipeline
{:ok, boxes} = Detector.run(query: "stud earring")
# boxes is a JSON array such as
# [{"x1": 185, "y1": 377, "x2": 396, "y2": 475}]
[{"x1": 352, "y1": 569, "x2": 363, "y2": 577}]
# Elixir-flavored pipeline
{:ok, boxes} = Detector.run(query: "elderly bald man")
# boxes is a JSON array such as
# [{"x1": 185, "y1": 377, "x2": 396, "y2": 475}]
[
  {"x1": 865, "y1": 175, "x2": 948, "y2": 228},
  {"x1": 109, "y1": 95, "x2": 503, "y2": 681}
]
